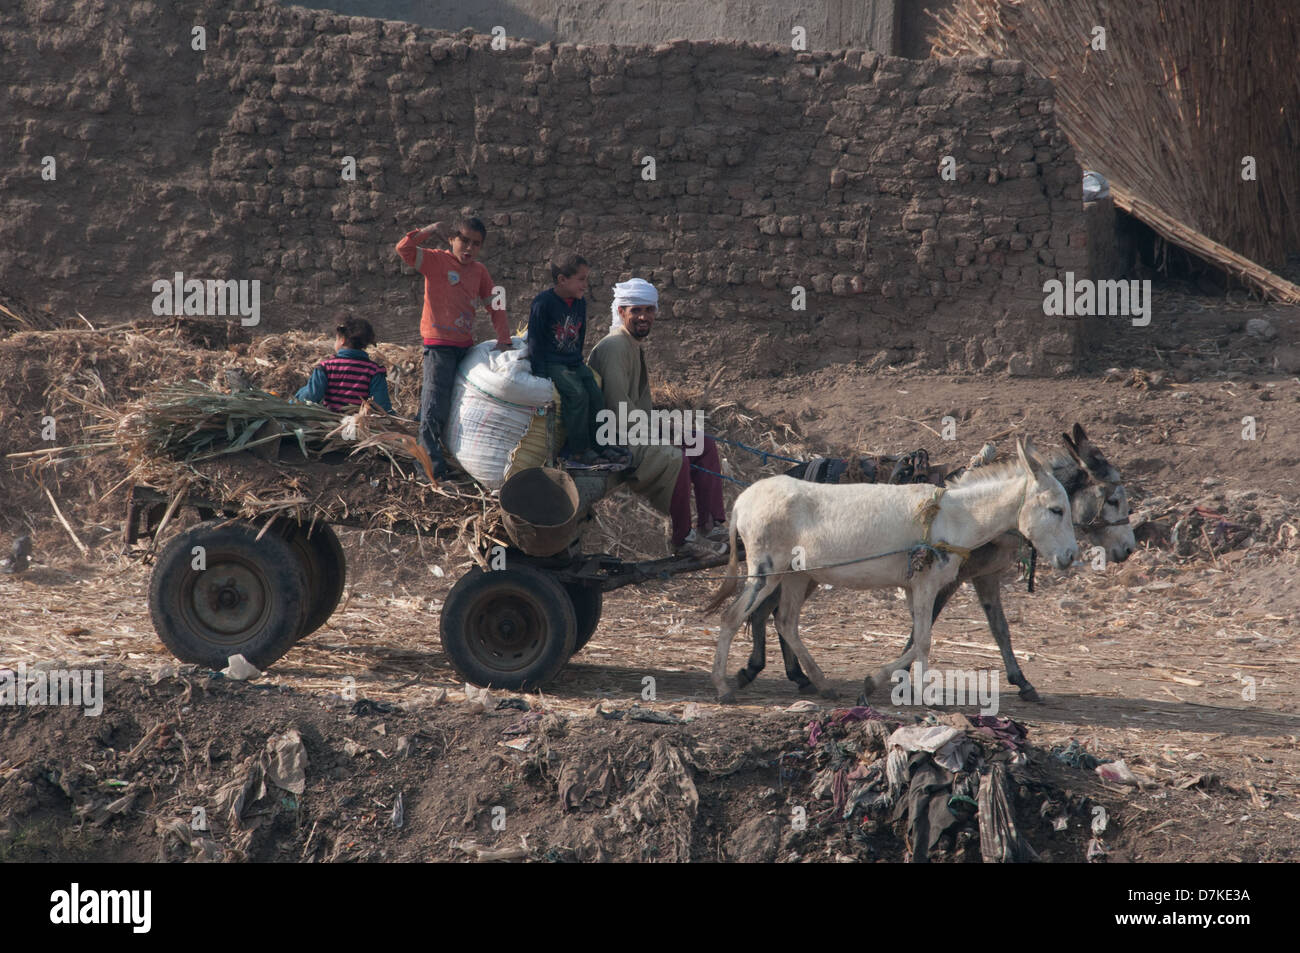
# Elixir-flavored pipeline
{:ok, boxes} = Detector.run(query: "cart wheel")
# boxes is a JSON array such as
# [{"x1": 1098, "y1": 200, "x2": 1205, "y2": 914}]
[
  {"x1": 149, "y1": 519, "x2": 309, "y2": 671},
  {"x1": 282, "y1": 522, "x2": 346, "y2": 640},
  {"x1": 563, "y1": 582, "x2": 603, "y2": 653},
  {"x1": 440, "y1": 565, "x2": 577, "y2": 691}
]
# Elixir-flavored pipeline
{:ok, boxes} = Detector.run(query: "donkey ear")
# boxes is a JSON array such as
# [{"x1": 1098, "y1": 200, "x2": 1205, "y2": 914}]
[
  {"x1": 1062, "y1": 431, "x2": 1085, "y2": 464},
  {"x1": 1072, "y1": 423, "x2": 1089, "y2": 444},
  {"x1": 1017, "y1": 436, "x2": 1045, "y2": 476}
]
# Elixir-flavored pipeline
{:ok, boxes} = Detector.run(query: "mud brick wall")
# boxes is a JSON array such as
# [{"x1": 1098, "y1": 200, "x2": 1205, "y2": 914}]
[
  {"x1": 283, "y1": 0, "x2": 904, "y2": 52},
  {"x1": 1, "y1": 0, "x2": 1087, "y2": 375}
]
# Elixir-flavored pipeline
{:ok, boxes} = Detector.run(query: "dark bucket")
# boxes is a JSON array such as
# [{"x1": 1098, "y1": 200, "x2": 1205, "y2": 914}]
[{"x1": 499, "y1": 467, "x2": 581, "y2": 557}]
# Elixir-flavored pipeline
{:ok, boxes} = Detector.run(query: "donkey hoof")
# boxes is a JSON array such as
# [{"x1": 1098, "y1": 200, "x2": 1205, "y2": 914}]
[
  {"x1": 796, "y1": 681, "x2": 818, "y2": 695},
  {"x1": 859, "y1": 677, "x2": 876, "y2": 701},
  {"x1": 819, "y1": 687, "x2": 839, "y2": 701},
  {"x1": 1019, "y1": 685, "x2": 1042, "y2": 703},
  {"x1": 717, "y1": 690, "x2": 737, "y2": 705},
  {"x1": 734, "y1": 668, "x2": 755, "y2": 689}
]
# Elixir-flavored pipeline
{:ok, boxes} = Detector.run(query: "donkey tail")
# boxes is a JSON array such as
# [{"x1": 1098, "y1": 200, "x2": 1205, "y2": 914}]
[{"x1": 701, "y1": 521, "x2": 741, "y2": 615}]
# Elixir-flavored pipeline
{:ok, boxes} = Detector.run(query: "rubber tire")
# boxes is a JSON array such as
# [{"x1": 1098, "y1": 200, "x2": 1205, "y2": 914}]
[
  {"x1": 282, "y1": 522, "x2": 346, "y2": 640},
  {"x1": 149, "y1": 519, "x2": 309, "y2": 671},
  {"x1": 440, "y1": 565, "x2": 577, "y2": 691},
  {"x1": 563, "y1": 582, "x2": 603, "y2": 653}
]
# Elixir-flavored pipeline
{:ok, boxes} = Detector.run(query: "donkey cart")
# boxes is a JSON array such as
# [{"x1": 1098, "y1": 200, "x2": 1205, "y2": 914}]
[{"x1": 125, "y1": 466, "x2": 726, "y2": 692}]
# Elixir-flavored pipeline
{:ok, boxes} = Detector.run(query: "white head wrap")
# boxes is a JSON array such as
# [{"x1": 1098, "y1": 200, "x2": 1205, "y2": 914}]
[{"x1": 610, "y1": 278, "x2": 659, "y2": 329}]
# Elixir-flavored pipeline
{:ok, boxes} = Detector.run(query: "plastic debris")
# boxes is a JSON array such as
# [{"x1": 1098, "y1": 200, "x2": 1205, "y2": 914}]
[
  {"x1": 1082, "y1": 169, "x2": 1110, "y2": 201},
  {"x1": 1096, "y1": 759, "x2": 1139, "y2": 786},
  {"x1": 464, "y1": 683, "x2": 496, "y2": 712},
  {"x1": 265, "y1": 728, "x2": 308, "y2": 795},
  {"x1": 887, "y1": 724, "x2": 963, "y2": 753},
  {"x1": 221, "y1": 654, "x2": 261, "y2": 681}
]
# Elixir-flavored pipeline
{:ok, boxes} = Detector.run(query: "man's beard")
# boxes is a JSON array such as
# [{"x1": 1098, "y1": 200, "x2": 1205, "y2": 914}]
[{"x1": 629, "y1": 325, "x2": 651, "y2": 339}]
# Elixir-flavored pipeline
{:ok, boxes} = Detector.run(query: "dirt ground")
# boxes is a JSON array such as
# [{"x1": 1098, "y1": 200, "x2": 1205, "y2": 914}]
[{"x1": 2, "y1": 288, "x2": 1299, "y2": 862}]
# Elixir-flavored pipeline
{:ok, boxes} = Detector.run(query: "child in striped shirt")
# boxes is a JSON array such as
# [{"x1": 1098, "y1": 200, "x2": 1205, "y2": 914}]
[{"x1": 296, "y1": 315, "x2": 393, "y2": 413}]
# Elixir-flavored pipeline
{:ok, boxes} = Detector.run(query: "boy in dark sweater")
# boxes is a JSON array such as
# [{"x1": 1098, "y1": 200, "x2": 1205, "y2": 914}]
[{"x1": 527, "y1": 256, "x2": 623, "y2": 465}]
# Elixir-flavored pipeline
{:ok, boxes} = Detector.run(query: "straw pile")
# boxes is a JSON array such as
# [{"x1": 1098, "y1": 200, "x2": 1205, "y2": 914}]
[
  {"x1": 932, "y1": 0, "x2": 1300, "y2": 301},
  {"x1": 86, "y1": 381, "x2": 514, "y2": 542},
  {"x1": 109, "y1": 380, "x2": 428, "y2": 470}
]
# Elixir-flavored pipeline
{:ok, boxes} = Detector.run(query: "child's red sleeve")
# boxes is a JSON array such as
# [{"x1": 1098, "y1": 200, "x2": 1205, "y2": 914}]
[{"x1": 395, "y1": 230, "x2": 421, "y2": 268}]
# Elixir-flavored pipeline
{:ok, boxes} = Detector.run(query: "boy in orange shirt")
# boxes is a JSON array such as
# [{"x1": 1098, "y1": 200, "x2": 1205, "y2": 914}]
[{"x1": 396, "y1": 217, "x2": 512, "y2": 479}]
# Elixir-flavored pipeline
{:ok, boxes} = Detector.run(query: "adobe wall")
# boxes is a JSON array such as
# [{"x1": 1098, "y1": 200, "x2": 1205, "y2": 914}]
[
  {"x1": 280, "y1": 0, "x2": 903, "y2": 51},
  {"x1": 1, "y1": 0, "x2": 1087, "y2": 375}
]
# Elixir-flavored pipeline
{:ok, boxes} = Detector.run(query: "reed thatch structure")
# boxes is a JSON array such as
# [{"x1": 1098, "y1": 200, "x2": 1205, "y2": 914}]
[{"x1": 933, "y1": 0, "x2": 1300, "y2": 302}]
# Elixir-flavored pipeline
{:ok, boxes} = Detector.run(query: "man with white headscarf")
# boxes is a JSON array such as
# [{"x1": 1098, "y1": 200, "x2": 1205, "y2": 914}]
[{"x1": 587, "y1": 278, "x2": 729, "y2": 558}]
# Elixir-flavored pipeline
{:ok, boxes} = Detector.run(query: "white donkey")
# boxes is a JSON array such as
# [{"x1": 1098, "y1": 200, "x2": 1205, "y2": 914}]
[{"x1": 704, "y1": 438, "x2": 1078, "y2": 703}]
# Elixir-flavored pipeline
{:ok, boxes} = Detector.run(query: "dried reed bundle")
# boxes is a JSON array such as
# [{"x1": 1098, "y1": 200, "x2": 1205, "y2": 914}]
[
  {"x1": 933, "y1": 0, "x2": 1300, "y2": 298},
  {"x1": 105, "y1": 380, "x2": 423, "y2": 468}
]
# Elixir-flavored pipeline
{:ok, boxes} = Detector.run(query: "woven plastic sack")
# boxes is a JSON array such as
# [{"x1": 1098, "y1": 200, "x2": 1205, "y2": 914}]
[{"x1": 446, "y1": 338, "x2": 554, "y2": 489}]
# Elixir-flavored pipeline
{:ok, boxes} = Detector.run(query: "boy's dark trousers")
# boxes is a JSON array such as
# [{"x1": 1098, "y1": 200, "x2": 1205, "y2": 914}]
[
  {"x1": 419, "y1": 344, "x2": 468, "y2": 476},
  {"x1": 540, "y1": 362, "x2": 604, "y2": 454}
]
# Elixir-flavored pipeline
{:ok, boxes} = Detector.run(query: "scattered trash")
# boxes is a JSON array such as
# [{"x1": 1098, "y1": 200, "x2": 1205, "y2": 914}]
[
  {"x1": 401, "y1": 687, "x2": 448, "y2": 712},
  {"x1": 501, "y1": 737, "x2": 531, "y2": 751},
  {"x1": 807, "y1": 705, "x2": 890, "y2": 746},
  {"x1": 390, "y1": 792, "x2": 404, "y2": 829},
  {"x1": 559, "y1": 754, "x2": 616, "y2": 813},
  {"x1": 785, "y1": 699, "x2": 821, "y2": 713},
  {"x1": 496, "y1": 697, "x2": 530, "y2": 712},
  {"x1": 966, "y1": 715, "x2": 1028, "y2": 750},
  {"x1": 464, "y1": 684, "x2": 496, "y2": 712},
  {"x1": 978, "y1": 763, "x2": 1039, "y2": 863},
  {"x1": 1096, "y1": 759, "x2": 1139, "y2": 786},
  {"x1": 395, "y1": 736, "x2": 412, "y2": 758},
  {"x1": 265, "y1": 728, "x2": 308, "y2": 795},
  {"x1": 1051, "y1": 739, "x2": 1110, "y2": 770},
  {"x1": 221, "y1": 654, "x2": 261, "y2": 681},
  {"x1": 1086, "y1": 837, "x2": 1109, "y2": 863},
  {"x1": 626, "y1": 705, "x2": 682, "y2": 725},
  {"x1": 594, "y1": 702, "x2": 624, "y2": 720},
  {"x1": 887, "y1": 724, "x2": 963, "y2": 754},
  {"x1": 351, "y1": 698, "x2": 396, "y2": 716},
  {"x1": 681, "y1": 702, "x2": 704, "y2": 722},
  {"x1": 501, "y1": 712, "x2": 543, "y2": 737},
  {"x1": 429, "y1": 565, "x2": 445, "y2": 577}
]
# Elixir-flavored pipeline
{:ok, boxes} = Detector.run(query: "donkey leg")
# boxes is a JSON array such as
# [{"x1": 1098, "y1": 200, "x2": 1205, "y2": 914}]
[
  {"x1": 736, "y1": 587, "x2": 780, "y2": 689},
  {"x1": 863, "y1": 571, "x2": 952, "y2": 701},
  {"x1": 862, "y1": 597, "x2": 922, "y2": 703},
  {"x1": 778, "y1": 580, "x2": 818, "y2": 693},
  {"x1": 777, "y1": 634, "x2": 816, "y2": 694},
  {"x1": 973, "y1": 573, "x2": 1040, "y2": 702},
  {"x1": 774, "y1": 578, "x2": 835, "y2": 698},
  {"x1": 714, "y1": 560, "x2": 780, "y2": 703},
  {"x1": 902, "y1": 578, "x2": 962, "y2": 652}
]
